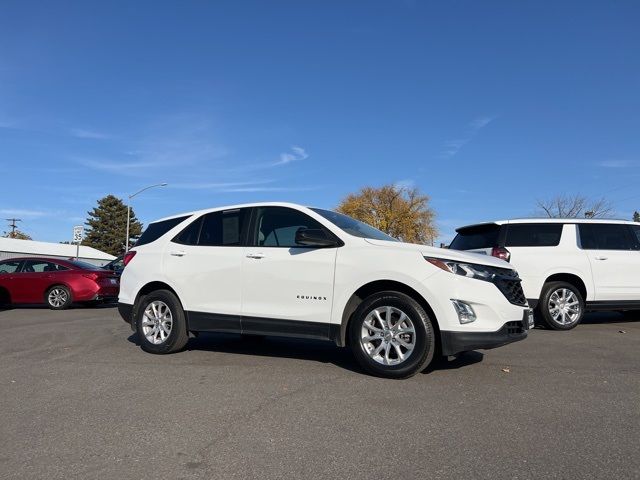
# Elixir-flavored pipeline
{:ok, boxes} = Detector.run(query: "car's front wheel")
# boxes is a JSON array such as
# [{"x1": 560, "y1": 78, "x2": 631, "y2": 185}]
[
  {"x1": 348, "y1": 291, "x2": 435, "y2": 379},
  {"x1": 538, "y1": 281, "x2": 584, "y2": 330},
  {"x1": 136, "y1": 290, "x2": 189, "y2": 354}
]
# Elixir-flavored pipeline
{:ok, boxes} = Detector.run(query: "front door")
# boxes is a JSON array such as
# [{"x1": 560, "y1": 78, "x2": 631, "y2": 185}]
[{"x1": 241, "y1": 206, "x2": 338, "y2": 339}]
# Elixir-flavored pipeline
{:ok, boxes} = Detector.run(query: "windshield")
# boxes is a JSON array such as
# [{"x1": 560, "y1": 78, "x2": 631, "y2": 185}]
[{"x1": 310, "y1": 208, "x2": 398, "y2": 242}]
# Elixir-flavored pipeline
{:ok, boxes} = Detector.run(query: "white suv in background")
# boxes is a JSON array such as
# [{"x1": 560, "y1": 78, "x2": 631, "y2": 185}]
[
  {"x1": 118, "y1": 202, "x2": 532, "y2": 378},
  {"x1": 450, "y1": 219, "x2": 640, "y2": 330}
]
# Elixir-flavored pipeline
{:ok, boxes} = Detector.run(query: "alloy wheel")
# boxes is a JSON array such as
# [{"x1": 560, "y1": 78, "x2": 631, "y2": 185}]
[
  {"x1": 48, "y1": 288, "x2": 68, "y2": 308},
  {"x1": 548, "y1": 288, "x2": 581, "y2": 325},
  {"x1": 360, "y1": 306, "x2": 416, "y2": 366},
  {"x1": 142, "y1": 301, "x2": 173, "y2": 345}
]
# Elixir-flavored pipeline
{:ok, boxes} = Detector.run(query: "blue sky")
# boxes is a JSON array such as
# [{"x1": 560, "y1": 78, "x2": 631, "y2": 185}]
[{"x1": 1, "y1": 0, "x2": 639, "y2": 244}]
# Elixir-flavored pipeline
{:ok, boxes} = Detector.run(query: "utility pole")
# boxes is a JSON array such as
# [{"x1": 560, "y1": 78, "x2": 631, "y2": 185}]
[{"x1": 6, "y1": 218, "x2": 22, "y2": 235}]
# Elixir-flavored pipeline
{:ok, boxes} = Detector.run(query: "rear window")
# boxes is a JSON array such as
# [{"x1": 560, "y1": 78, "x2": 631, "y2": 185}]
[
  {"x1": 135, "y1": 216, "x2": 190, "y2": 247},
  {"x1": 505, "y1": 224, "x2": 563, "y2": 247},
  {"x1": 450, "y1": 224, "x2": 500, "y2": 250},
  {"x1": 578, "y1": 224, "x2": 634, "y2": 250}
]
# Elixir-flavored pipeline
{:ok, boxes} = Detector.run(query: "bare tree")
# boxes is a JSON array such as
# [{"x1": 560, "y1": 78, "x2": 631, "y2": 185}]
[{"x1": 536, "y1": 195, "x2": 614, "y2": 219}]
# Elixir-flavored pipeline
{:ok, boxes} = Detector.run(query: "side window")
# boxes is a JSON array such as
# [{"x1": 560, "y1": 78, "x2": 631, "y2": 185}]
[
  {"x1": 630, "y1": 225, "x2": 640, "y2": 250},
  {"x1": 254, "y1": 207, "x2": 326, "y2": 248},
  {"x1": 0, "y1": 260, "x2": 22, "y2": 274},
  {"x1": 505, "y1": 224, "x2": 563, "y2": 247},
  {"x1": 135, "y1": 216, "x2": 190, "y2": 247},
  {"x1": 173, "y1": 217, "x2": 203, "y2": 245},
  {"x1": 578, "y1": 224, "x2": 634, "y2": 250},
  {"x1": 198, "y1": 209, "x2": 249, "y2": 247},
  {"x1": 22, "y1": 260, "x2": 68, "y2": 273}
]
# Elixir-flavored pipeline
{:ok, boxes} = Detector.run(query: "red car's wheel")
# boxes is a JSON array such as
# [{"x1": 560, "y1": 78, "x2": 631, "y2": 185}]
[{"x1": 45, "y1": 285, "x2": 72, "y2": 310}]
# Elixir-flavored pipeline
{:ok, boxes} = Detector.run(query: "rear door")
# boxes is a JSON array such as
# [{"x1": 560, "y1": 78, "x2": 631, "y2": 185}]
[
  {"x1": 578, "y1": 223, "x2": 639, "y2": 301},
  {"x1": 163, "y1": 208, "x2": 250, "y2": 332},
  {"x1": 241, "y1": 206, "x2": 338, "y2": 338}
]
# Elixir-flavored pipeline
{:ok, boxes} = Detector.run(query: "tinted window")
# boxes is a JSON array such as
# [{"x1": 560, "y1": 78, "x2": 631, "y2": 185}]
[
  {"x1": 450, "y1": 224, "x2": 500, "y2": 250},
  {"x1": 631, "y1": 225, "x2": 640, "y2": 249},
  {"x1": 173, "y1": 217, "x2": 203, "y2": 245},
  {"x1": 22, "y1": 260, "x2": 68, "y2": 273},
  {"x1": 135, "y1": 216, "x2": 190, "y2": 247},
  {"x1": 198, "y1": 209, "x2": 248, "y2": 246},
  {"x1": 505, "y1": 224, "x2": 563, "y2": 247},
  {"x1": 67, "y1": 260, "x2": 103, "y2": 270},
  {"x1": 310, "y1": 208, "x2": 397, "y2": 242},
  {"x1": 0, "y1": 260, "x2": 22, "y2": 274},
  {"x1": 255, "y1": 207, "x2": 327, "y2": 247},
  {"x1": 578, "y1": 224, "x2": 634, "y2": 250}
]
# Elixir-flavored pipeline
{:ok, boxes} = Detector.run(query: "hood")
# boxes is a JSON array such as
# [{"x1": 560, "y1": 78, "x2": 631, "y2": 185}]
[{"x1": 363, "y1": 238, "x2": 512, "y2": 269}]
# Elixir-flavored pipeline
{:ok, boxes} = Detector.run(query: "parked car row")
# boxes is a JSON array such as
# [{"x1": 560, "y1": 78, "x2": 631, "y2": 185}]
[{"x1": 2, "y1": 203, "x2": 637, "y2": 378}]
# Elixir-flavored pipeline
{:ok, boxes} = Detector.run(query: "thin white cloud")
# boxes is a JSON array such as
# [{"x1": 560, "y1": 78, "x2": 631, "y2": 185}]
[
  {"x1": 70, "y1": 128, "x2": 112, "y2": 140},
  {"x1": 273, "y1": 145, "x2": 309, "y2": 166},
  {"x1": 598, "y1": 159, "x2": 637, "y2": 168},
  {"x1": 221, "y1": 185, "x2": 322, "y2": 193},
  {"x1": 171, "y1": 180, "x2": 274, "y2": 190},
  {"x1": 394, "y1": 179, "x2": 415, "y2": 190},
  {"x1": 0, "y1": 209, "x2": 47, "y2": 217},
  {"x1": 441, "y1": 115, "x2": 497, "y2": 159}
]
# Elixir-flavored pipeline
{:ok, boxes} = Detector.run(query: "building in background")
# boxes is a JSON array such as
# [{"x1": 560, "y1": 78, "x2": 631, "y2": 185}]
[{"x1": 0, "y1": 238, "x2": 114, "y2": 266}]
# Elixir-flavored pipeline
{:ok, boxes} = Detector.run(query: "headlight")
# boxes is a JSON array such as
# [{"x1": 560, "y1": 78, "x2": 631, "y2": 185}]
[{"x1": 424, "y1": 257, "x2": 496, "y2": 281}]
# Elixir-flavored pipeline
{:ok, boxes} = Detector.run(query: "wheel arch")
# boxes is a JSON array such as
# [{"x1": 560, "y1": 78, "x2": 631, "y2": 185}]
[
  {"x1": 0, "y1": 286, "x2": 11, "y2": 305},
  {"x1": 43, "y1": 283, "x2": 73, "y2": 302},
  {"x1": 334, "y1": 279, "x2": 440, "y2": 349},
  {"x1": 133, "y1": 281, "x2": 186, "y2": 327},
  {"x1": 542, "y1": 273, "x2": 588, "y2": 303}
]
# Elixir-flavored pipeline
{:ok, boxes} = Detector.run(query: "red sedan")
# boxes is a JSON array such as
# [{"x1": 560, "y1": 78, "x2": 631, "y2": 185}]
[{"x1": 0, "y1": 257, "x2": 119, "y2": 310}]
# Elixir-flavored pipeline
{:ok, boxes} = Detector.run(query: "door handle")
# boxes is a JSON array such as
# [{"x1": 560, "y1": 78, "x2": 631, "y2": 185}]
[
  {"x1": 246, "y1": 253, "x2": 265, "y2": 259},
  {"x1": 594, "y1": 256, "x2": 608, "y2": 260},
  {"x1": 170, "y1": 251, "x2": 186, "y2": 257}
]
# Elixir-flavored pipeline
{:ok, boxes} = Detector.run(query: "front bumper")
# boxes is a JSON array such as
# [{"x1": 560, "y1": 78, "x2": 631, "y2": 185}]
[{"x1": 440, "y1": 309, "x2": 533, "y2": 356}]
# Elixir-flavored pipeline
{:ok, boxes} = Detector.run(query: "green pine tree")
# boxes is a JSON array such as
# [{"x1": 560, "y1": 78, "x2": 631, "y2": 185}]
[
  {"x1": 634, "y1": 211, "x2": 640, "y2": 222},
  {"x1": 83, "y1": 195, "x2": 143, "y2": 256}
]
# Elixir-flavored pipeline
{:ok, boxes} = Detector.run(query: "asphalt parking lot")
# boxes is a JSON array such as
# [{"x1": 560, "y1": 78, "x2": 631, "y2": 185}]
[{"x1": 0, "y1": 307, "x2": 638, "y2": 480}]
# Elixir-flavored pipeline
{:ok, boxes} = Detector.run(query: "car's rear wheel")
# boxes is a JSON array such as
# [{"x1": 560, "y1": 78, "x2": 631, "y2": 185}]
[
  {"x1": 348, "y1": 291, "x2": 435, "y2": 379},
  {"x1": 136, "y1": 290, "x2": 188, "y2": 354},
  {"x1": 45, "y1": 286, "x2": 72, "y2": 310},
  {"x1": 538, "y1": 281, "x2": 584, "y2": 330}
]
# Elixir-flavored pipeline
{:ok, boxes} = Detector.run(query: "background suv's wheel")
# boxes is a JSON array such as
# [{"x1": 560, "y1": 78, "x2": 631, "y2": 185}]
[
  {"x1": 538, "y1": 281, "x2": 584, "y2": 330},
  {"x1": 348, "y1": 291, "x2": 435, "y2": 379},
  {"x1": 136, "y1": 289, "x2": 189, "y2": 354},
  {"x1": 45, "y1": 286, "x2": 72, "y2": 310}
]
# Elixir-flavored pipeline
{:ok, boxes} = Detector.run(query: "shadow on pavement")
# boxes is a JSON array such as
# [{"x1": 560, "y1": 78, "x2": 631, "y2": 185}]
[{"x1": 127, "y1": 331, "x2": 486, "y2": 376}]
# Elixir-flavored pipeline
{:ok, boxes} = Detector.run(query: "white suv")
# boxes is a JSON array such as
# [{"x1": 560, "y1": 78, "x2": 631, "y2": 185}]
[
  {"x1": 118, "y1": 203, "x2": 532, "y2": 378},
  {"x1": 450, "y1": 219, "x2": 640, "y2": 330}
]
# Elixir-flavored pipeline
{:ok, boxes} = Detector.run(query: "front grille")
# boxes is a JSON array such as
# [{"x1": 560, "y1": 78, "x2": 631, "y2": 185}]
[
  {"x1": 505, "y1": 321, "x2": 524, "y2": 335},
  {"x1": 484, "y1": 266, "x2": 528, "y2": 306}
]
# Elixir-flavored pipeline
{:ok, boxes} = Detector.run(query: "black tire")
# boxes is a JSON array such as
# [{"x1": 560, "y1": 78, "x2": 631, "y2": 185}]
[
  {"x1": 0, "y1": 288, "x2": 10, "y2": 308},
  {"x1": 348, "y1": 291, "x2": 435, "y2": 379},
  {"x1": 537, "y1": 281, "x2": 584, "y2": 330},
  {"x1": 136, "y1": 289, "x2": 189, "y2": 354},
  {"x1": 45, "y1": 285, "x2": 72, "y2": 310}
]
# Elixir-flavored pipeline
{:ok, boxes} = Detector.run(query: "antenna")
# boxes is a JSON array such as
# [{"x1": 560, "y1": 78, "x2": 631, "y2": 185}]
[{"x1": 6, "y1": 218, "x2": 22, "y2": 235}]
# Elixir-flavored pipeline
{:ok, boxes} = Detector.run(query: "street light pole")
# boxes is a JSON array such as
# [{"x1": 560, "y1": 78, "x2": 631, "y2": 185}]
[{"x1": 125, "y1": 182, "x2": 168, "y2": 252}]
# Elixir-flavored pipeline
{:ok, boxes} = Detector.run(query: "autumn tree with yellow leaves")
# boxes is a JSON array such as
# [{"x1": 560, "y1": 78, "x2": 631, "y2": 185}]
[{"x1": 336, "y1": 184, "x2": 437, "y2": 245}]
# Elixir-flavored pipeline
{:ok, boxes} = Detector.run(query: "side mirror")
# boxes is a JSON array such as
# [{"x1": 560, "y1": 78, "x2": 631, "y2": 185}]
[{"x1": 295, "y1": 228, "x2": 339, "y2": 248}]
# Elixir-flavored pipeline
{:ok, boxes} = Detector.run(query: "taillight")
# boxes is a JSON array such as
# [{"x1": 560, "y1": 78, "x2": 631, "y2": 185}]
[
  {"x1": 123, "y1": 251, "x2": 137, "y2": 266},
  {"x1": 491, "y1": 246, "x2": 511, "y2": 262}
]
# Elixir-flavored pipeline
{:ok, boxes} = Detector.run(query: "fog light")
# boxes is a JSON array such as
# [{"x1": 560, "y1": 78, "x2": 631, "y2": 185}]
[{"x1": 451, "y1": 299, "x2": 477, "y2": 324}]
